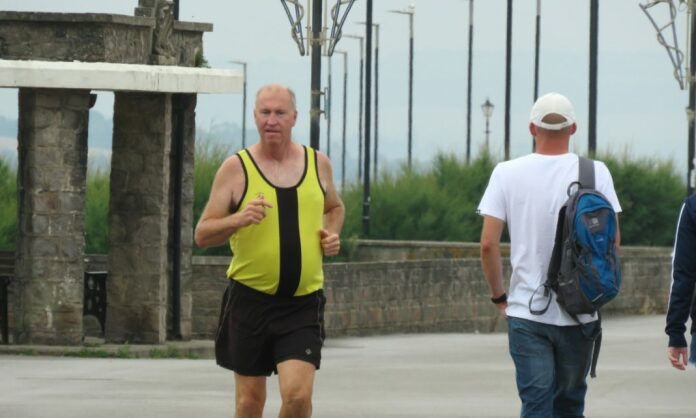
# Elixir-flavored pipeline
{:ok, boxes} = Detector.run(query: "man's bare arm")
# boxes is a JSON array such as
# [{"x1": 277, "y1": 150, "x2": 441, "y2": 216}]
[
  {"x1": 317, "y1": 151, "x2": 345, "y2": 256},
  {"x1": 194, "y1": 156, "x2": 271, "y2": 248},
  {"x1": 480, "y1": 215, "x2": 507, "y2": 314}
]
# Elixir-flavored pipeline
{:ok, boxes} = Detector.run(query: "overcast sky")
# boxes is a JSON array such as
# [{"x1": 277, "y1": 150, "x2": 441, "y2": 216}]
[{"x1": 0, "y1": 0, "x2": 690, "y2": 178}]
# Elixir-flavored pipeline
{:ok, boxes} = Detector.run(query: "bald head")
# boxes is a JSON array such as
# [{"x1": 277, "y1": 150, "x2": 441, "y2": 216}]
[{"x1": 255, "y1": 84, "x2": 297, "y2": 111}]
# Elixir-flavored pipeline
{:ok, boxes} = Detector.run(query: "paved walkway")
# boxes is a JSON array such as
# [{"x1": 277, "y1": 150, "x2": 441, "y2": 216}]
[{"x1": 0, "y1": 315, "x2": 694, "y2": 417}]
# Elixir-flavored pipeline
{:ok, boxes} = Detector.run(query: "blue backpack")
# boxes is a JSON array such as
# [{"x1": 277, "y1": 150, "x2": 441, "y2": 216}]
[{"x1": 529, "y1": 156, "x2": 621, "y2": 376}]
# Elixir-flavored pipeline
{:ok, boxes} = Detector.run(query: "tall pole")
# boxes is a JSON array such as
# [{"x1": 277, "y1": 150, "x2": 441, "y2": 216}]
[
  {"x1": 171, "y1": 0, "x2": 181, "y2": 339},
  {"x1": 466, "y1": 0, "x2": 474, "y2": 164},
  {"x1": 309, "y1": 0, "x2": 323, "y2": 150},
  {"x1": 358, "y1": 22, "x2": 380, "y2": 178},
  {"x1": 485, "y1": 115, "x2": 491, "y2": 147},
  {"x1": 373, "y1": 24, "x2": 380, "y2": 179},
  {"x1": 390, "y1": 7, "x2": 415, "y2": 168},
  {"x1": 504, "y1": 0, "x2": 512, "y2": 161},
  {"x1": 327, "y1": 55, "x2": 332, "y2": 157},
  {"x1": 363, "y1": 0, "x2": 373, "y2": 237},
  {"x1": 407, "y1": 10, "x2": 414, "y2": 168},
  {"x1": 335, "y1": 50, "x2": 348, "y2": 191},
  {"x1": 533, "y1": 0, "x2": 540, "y2": 152},
  {"x1": 588, "y1": 0, "x2": 598, "y2": 157},
  {"x1": 346, "y1": 35, "x2": 364, "y2": 181},
  {"x1": 688, "y1": 3, "x2": 696, "y2": 195},
  {"x1": 230, "y1": 61, "x2": 248, "y2": 148}
]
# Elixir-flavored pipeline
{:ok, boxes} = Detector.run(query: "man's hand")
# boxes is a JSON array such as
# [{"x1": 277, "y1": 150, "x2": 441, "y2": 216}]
[
  {"x1": 494, "y1": 301, "x2": 508, "y2": 318},
  {"x1": 668, "y1": 346, "x2": 689, "y2": 370},
  {"x1": 234, "y1": 198, "x2": 273, "y2": 228},
  {"x1": 319, "y1": 228, "x2": 340, "y2": 256}
]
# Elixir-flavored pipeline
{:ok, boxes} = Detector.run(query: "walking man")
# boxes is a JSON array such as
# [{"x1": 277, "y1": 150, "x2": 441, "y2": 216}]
[
  {"x1": 195, "y1": 84, "x2": 345, "y2": 418},
  {"x1": 666, "y1": 193, "x2": 696, "y2": 370},
  {"x1": 478, "y1": 92, "x2": 621, "y2": 417}
]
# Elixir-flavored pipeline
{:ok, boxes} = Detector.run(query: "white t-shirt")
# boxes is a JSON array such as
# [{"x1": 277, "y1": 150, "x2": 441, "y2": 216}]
[{"x1": 477, "y1": 153, "x2": 622, "y2": 326}]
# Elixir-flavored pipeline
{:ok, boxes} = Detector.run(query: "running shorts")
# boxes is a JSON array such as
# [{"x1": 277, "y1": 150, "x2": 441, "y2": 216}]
[{"x1": 215, "y1": 280, "x2": 326, "y2": 376}]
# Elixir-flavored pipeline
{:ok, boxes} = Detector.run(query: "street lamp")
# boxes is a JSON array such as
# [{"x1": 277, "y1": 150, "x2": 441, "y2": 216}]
[
  {"x1": 589, "y1": 0, "x2": 599, "y2": 157},
  {"x1": 326, "y1": 55, "x2": 332, "y2": 158},
  {"x1": 229, "y1": 60, "x2": 247, "y2": 148},
  {"x1": 481, "y1": 98, "x2": 494, "y2": 148},
  {"x1": 344, "y1": 34, "x2": 364, "y2": 181},
  {"x1": 334, "y1": 50, "x2": 348, "y2": 191},
  {"x1": 465, "y1": 0, "x2": 474, "y2": 164},
  {"x1": 358, "y1": 21, "x2": 380, "y2": 178},
  {"x1": 504, "y1": 0, "x2": 512, "y2": 161},
  {"x1": 532, "y1": 0, "x2": 540, "y2": 152},
  {"x1": 389, "y1": 4, "x2": 415, "y2": 168}
]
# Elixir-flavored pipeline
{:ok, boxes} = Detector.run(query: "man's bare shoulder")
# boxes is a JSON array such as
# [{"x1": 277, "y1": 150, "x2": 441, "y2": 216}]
[
  {"x1": 315, "y1": 149, "x2": 333, "y2": 170},
  {"x1": 214, "y1": 153, "x2": 246, "y2": 204}
]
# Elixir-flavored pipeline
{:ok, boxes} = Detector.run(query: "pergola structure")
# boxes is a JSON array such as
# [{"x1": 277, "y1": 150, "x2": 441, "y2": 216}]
[{"x1": 0, "y1": 2, "x2": 241, "y2": 345}]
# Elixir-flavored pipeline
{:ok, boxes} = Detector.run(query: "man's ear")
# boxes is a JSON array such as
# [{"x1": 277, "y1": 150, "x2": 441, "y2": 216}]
[
  {"x1": 569, "y1": 123, "x2": 577, "y2": 135},
  {"x1": 529, "y1": 123, "x2": 537, "y2": 137}
]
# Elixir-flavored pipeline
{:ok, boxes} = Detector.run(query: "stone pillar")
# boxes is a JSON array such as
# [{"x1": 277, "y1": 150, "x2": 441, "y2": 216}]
[
  {"x1": 106, "y1": 92, "x2": 171, "y2": 344},
  {"x1": 15, "y1": 88, "x2": 89, "y2": 345},
  {"x1": 167, "y1": 94, "x2": 196, "y2": 340}
]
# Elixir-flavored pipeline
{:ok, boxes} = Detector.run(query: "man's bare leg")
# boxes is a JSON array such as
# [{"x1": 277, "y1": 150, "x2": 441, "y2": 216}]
[
  {"x1": 277, "y1": 359, "x2": 316, "y2": 418},
  {"x1": 234, "y1": 374, "x2": 267, "y2": 418}
]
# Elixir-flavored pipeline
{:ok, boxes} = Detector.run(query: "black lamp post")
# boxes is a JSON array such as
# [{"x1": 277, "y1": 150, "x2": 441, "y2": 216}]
[
  {"x1": 466, "y1": 0, "x2": 474, "y2": 164},
  {"x1": 588, "y1": 0, "x2": 599, "y2": 157},
  {"x1": 334, "y1": 50, "x2": 348, "y2": 191},
  {"x1": 345, "y1": 34, "x2": 364, "y2": 181},
  {"x1": 358, "y1": 21, "x2": 380, "y2": 179},
  {"x1": 504, "y1": 0, "x2": 512, "y2": 161},
  {"x1": 533, "y1": 0, "x2": 540, "y2": 152},
  {"x1": 389, "y1": 5, "x2": 415, "y2": 168},
  {"x1": 481, "y1": 98, "x2": 494, "y2": 148}
]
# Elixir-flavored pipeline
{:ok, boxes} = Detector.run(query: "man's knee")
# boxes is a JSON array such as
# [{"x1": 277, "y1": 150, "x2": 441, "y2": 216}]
[
  {"x1": 281, "y1": 390, "x2": 312, "y2": 415},
  {"x1": 236, "y1": 391, "x2": 265, "y2": 417}
]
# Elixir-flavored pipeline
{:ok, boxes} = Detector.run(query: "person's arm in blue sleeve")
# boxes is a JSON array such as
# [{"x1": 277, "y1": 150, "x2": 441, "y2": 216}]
[{"x1": 666, "y1": 196, "x2": 696, "y2": 370}]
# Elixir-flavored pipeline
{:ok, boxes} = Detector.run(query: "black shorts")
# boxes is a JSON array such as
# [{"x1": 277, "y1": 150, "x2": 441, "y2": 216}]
[{"x1": 215, "y1": 280, "x2": 326, "y2": 376}]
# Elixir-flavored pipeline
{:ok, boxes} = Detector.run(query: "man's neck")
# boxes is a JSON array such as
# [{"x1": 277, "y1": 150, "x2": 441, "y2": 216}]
[
  {"x1": 534, "y1": 137, "x2": 570, "y2": 155},
  {"x1": 256, "y1": 140, "x2": 296, "y2": 162}
]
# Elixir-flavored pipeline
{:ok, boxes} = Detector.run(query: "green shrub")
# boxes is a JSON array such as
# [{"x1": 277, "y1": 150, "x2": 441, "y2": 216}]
[
  {"x1": 193, "y1": 138, "x2": 235, "y2": 256},
  {"x1": 341, "y1": 149, "x2": 495, "y2": 243},
  {"x1": 85, "y1": 167, "x2": 110, "y2": 254},
  {"x1": 599, "y1": 151, "x2": 685, "y2": 246},
  {"x1": 0, "y1": 145, "x2": 688, "y2": 254},
  {"x1": 0, "y1": 157, "x2": 16, "y2": 250},
  {"x1": 340, "y1": 149, "x2": 685, "y2": 247}
]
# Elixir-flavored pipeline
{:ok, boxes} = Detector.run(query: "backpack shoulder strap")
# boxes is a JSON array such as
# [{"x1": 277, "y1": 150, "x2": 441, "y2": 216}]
[{"x1": 578, "y1": 156, "x2": 595, "y2": 190}]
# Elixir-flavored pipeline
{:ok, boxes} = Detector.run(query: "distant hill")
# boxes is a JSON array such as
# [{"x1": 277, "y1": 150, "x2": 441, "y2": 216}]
[
  {"x1": 0, "y1": 116, "x2": 16, "y2": 138},
  {"x1": 0, "y1": 111, "x2": 113, "y2": 149},
  {"x1": 88, "y1": 111, "x2": 112, "y2": 149}
]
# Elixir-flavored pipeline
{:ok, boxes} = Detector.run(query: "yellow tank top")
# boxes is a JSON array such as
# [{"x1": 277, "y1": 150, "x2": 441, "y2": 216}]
[{"x1": 226, "y1": 146, "x2": 325, "y2": 296}]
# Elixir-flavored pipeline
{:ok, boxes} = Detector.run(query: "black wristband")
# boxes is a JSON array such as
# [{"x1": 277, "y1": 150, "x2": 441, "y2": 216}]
[{"x1": 490, "y1": 293, "x2": 507, "y2": 304}]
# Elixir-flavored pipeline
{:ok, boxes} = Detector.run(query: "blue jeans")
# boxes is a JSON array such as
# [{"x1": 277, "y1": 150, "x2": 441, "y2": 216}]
[{"x1": 507, "y1": 317, "x2": 597, "y2": 418}]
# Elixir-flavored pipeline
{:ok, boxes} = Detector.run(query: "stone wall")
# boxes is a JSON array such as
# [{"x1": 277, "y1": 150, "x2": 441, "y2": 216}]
[
  {"x1": 190, "y1": 244, "x2": 673, "y2": 339},
  {"x1": 0, "y1": 12, "x2": 153, "y2": 63},
  {"x1": 0, "y1": 11, "x2": 212, "y2": 66}
]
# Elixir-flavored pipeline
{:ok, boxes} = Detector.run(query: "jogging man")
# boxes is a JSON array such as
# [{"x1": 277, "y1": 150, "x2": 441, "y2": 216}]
[{"x1": 195, "y1": 84, "x2": 345, "y2": 418}]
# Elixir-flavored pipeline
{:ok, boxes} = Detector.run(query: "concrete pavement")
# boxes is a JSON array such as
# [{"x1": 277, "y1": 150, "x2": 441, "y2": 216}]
[{"x1": 0, "y1": 315, "x2": 694, "y2": 417}]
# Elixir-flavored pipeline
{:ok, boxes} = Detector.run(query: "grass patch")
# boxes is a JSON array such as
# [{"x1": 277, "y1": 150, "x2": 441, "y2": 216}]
[{"x1": 149, "y1": 345, "x2": 199, "y2": 359}]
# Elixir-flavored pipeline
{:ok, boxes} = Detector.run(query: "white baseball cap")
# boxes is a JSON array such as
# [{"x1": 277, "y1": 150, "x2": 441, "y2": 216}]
[{"x1": 529, "y1": 92, "x2": 576, "y2": 130}]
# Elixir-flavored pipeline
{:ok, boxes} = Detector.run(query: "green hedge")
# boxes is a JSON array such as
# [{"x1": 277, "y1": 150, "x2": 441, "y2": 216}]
[{"x1": 0, "y1": 146, "x2": 687, "y2": 254}]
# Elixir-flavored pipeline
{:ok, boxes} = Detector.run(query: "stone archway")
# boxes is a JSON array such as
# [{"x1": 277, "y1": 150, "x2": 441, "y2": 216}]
[{"x1": 0, "y1": 4, "x2": 241, "y2": 345}]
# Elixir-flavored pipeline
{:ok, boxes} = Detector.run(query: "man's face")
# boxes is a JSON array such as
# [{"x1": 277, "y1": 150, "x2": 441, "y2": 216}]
[{"x1": 254, "y1": 88, "x2": 298, "y2": 144}]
